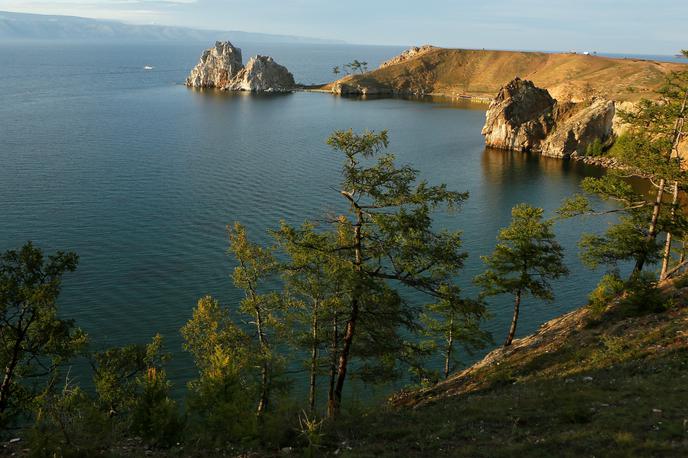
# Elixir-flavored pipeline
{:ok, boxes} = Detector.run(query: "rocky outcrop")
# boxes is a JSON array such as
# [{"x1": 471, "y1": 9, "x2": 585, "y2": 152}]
[
  {"x1": 378, "y1": 45, "x2": 437, "y2": 69},
  {"x1": 186, "y1": 41, "x2": 243, "y2": 88},
  {"x1": 482, "y1": 78, "x2": 556, "y2": 152},
  {"x1": 482, "y1": 78, "x2": 615, "y2": 158},
  {"x1": 225, "y1": 56, "x2": 295, "y2": 92},
  {"x1": 541, "y1": 99, "x2": 615, "y2": 157},
  {"x1": 186, "y1": 42, "x2": 295, "y2": 93}
]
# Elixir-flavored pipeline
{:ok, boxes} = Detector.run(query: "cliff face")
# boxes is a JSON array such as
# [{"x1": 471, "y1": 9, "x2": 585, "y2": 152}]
[
  {"x1": 186, "y1": 42, "x2": 295, "y2": 93},
  {"x1": 482, "y1": 78, "x2": 615, "y2": 158}
]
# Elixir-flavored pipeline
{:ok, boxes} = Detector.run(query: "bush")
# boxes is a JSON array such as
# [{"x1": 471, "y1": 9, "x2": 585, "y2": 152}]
[
  {"x1": 585, "y1": 138, "x2": 605, "y2": 156},
  {"x1": 588, "y1": 271, "x2": 625, "y2": 316},
  {"x1": 620, "y1": 272, "x2": 670, "y2": 314}
]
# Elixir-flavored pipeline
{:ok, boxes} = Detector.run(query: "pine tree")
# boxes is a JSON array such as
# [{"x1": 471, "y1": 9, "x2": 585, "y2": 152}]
[{"x1": 475, "y1": 204, "x2": 569, "y2": 347}]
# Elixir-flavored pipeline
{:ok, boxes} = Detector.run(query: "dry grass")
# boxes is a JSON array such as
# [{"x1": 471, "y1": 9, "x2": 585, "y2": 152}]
[{"x1": 323, "y1": 48, "x2": 687, "y2": 102}]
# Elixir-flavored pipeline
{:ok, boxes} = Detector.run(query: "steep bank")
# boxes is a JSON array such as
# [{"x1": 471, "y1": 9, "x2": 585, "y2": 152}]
[
  {"x1": 335, "y1": 279, "x2": 688, "y2": 456},
  {"x1": 323, "y1": 47, "x2": 686, "y2": 102}
]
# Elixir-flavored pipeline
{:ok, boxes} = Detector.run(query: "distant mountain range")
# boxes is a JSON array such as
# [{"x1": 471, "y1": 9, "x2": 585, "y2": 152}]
[{"x1": 0, "y1": 11, "x2": 344, "y2": 44}]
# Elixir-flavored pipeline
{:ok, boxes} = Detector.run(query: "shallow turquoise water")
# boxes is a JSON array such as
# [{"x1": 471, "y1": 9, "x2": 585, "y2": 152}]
[{"x1": 0, "y1": 42, "x2": 617, "y2": 392}]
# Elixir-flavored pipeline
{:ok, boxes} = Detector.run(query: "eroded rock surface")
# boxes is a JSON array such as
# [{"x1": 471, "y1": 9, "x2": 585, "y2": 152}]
[
  {"x1": 186, "y1": 41, "x2": 243, "y2": 88},
  {"x1": 482, "y1": 77, "x2": 615, "y2": 158},
  {"x1": 186, "y1": 42, "x2": 295, "y2": 92},
  {"x1": 226, "y1": 56, "x2": 295, "y2": 92}
]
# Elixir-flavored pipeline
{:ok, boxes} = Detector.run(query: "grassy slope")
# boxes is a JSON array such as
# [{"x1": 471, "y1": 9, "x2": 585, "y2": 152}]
[
  {"x1": 325, "y1": 48, "x2": 687, "y2": 102},
  {"x1": 333, "y1": 281, "x2": 688, "y2": 457}
]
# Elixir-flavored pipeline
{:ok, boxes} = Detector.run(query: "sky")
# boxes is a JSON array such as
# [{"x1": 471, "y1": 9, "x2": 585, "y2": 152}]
[{"x1": 0, "y1": 0, "x2": 685, "y2": 54}]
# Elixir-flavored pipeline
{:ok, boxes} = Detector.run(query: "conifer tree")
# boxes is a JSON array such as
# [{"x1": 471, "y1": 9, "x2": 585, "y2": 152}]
[
  {"x1": 321, "y1": 129, "x2": 483, "y2": 414},
  {"x1": 273, "y1": 221, "x2": 347, "y2": 415},
  {"x1": 420, "y1": 288, "x2": 490, "y2": 379},
  {"x1": 0, "y1": 242, "x2": 87, "y2": 426},
  {"x1": 228, "y1": 223, "x2": 283, "y2": 418},
  {"x1": 475, "y1": 204, "x2": 568, "y2": 347}
]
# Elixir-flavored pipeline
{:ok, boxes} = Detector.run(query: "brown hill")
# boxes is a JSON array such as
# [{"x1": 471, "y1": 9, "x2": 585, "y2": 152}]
[{"x1": 324, "y1": 48, "x2": 687, "y2": 102}]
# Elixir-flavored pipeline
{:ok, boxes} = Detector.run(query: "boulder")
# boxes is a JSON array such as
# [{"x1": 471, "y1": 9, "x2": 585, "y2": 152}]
[
  {"x1": 482, "y1": 78, "x2": 616, "y2": 158},
  {"x1": 186, "y1": 42, "x2": 295, "y2": 92},
  {"x1": 186, "y1": 41, "x2": 243, "y2": 88},
  {"x1": 225, "y1": 56, "x2": 295, "y2": 92}
]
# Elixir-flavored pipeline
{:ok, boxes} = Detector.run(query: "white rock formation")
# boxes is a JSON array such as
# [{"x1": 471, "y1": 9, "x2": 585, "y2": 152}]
[
  {"x1": 225, "y1": 56, "x2": 295, "y2": 92},
  {"x1": 186, "y1": 42, "x2": 295, "y2": 93},
  {"x1": 186, "y1": 41, "x2": 243, "y2": 88}
]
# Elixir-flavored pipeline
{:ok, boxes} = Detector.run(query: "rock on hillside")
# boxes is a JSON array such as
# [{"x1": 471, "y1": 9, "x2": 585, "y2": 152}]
[
  {"x1": 186, "y1": 41, "x2": 295, "y2": 93},
  {"x1": 378, "y1": 45, "x2": 437, "y2": 69},
  {"x1": 482, "y1": 78, "x2": 615, "y2": 158}
]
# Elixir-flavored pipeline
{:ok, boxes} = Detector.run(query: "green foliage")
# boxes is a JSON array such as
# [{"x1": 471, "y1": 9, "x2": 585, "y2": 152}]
[
  {"x1": 91, "y1": 335, "x2": 181, "y2": 446},
  {"x1": 420, "y1": 292, "x2": 491, "y2": 379},
  {"x1": 585, "y1": 138, "x2": 605, "y2": 156},
  {"x1": 619, "y1": 272, "x2": 669, "y2": 314},
  {"x1": 476, "y1": 204, "x2": 568, "y2": 346},
  {"x1": 587, "y1": 270, "x2": 625, "y2": 316},
  {"x1": 476, "y1": 204, "x2": 569, "y2": 301},
  {"x1": 579, "y1": 215, "x2": 661, "y2": 270},
  {"x1": 0, "y1": 242, "x2": 87, "y2": 428},
  {"x1": 181, "y1": 296, "x2": 257, "y2": 443},
  {"x1": 28, "y1": 380, "x2": 112, "y2": 457},
  {"x1": 323, "y1": 129, "x2": 482, "y2": 405}
]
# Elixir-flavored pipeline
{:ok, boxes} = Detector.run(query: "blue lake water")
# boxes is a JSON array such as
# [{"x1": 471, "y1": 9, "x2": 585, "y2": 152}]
[{"x1": 0, "y1": 42, "x2": 619, "y2": 394}]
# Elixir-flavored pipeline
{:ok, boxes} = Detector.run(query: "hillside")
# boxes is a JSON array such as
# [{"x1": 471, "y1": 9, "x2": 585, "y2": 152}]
[
  {"x1": 0, "y1": 11, "x2": 343, "y2": 44},
  {"x1": 324, "y1": 47, "x2": 687, "y2": 102},
  {"x1": 333, "y1": 279, "x2": 688, "y2": 457}
]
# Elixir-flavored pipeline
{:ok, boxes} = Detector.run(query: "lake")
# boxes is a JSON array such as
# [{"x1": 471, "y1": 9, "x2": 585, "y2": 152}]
[{"x1": 0, "y1": 42, "x2": 617, "y2": 393}]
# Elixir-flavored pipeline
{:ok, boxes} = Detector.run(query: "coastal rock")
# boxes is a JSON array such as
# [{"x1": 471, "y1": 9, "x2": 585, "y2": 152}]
[
  {"x1": 482, "y1": 78, "x2": 556, "y2": 152},
  {"x1": 541, "y1": 99, "x2": 615, "y2": 157},
  {"x1": 482, "y1": 78, "x2": 615, "y2": 158},
  {"x1": 186, "y1": 41, "x2": 243, "y2": 88},
  {"x1": 378, "y1": 45, "x2": 437, "y2": 69},
  {"x1": 186, "y1": 42, "x2": 295, "y2": 92},
  {"x1": 225, "y1": 56, "x2": 295, "y2": 92}
]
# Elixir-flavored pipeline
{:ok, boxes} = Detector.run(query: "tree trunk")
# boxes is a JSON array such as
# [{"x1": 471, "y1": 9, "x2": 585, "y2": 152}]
[
  {"x1": 634, "y1": 178, "x2": 666, "y2": 274},
  {"x1": 443, "y1": 316, "x2": 453, "y2": 379},
  {"x1": 327, "y1": 311, "x2": 338, "y2": 418},
  {"x1": 660, "y1": 181, "x2": 680, "y2": 281},
  {"x1": 308, "y1": 301, "x2": 318, "y2": 415},
  {"x1": 332, "y1": 203, "x2": 363, "y2": 416},
  {"x1": 504, "y1": 290, "x2": 521, "y2": 347}
]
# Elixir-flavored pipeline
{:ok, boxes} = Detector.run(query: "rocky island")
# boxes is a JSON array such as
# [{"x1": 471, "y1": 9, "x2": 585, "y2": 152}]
[{"x1": 186, "y1": 41, "x2": 295, "y2": 93}]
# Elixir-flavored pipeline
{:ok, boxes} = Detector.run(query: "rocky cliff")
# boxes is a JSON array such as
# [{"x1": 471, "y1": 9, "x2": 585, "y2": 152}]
[
  {"x1": 186, "y1": 41, "x2": 295, "y2": 93},
  {"x1": 482, "y1": 78, "x2": 615, "y2": 158}
]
